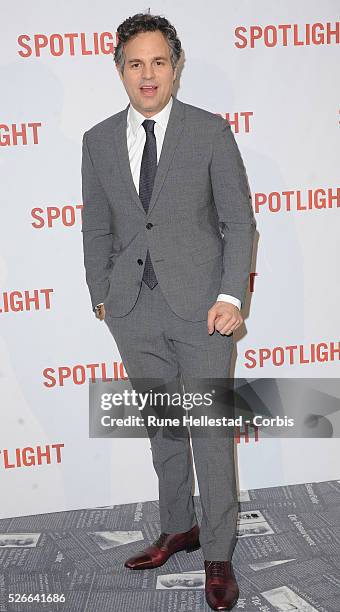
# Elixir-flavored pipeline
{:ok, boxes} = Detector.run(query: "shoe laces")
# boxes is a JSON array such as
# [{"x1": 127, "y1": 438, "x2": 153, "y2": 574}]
[
  {"x1": 207, "y1": 561, "x2": 227, "y2": 577},
  {"x1": 153, "y1": 532, "x2": 169, "y2": 548}
]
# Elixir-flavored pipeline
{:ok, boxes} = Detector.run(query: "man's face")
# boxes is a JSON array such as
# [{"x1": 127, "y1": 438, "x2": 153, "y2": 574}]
[{"x1": 116, "y1": 30, "x2": 177, "y2": 117}]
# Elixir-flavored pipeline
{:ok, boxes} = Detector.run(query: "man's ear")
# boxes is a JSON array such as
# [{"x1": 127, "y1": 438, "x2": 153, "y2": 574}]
[{"x1": 115, "y1": 63, "x2": 124, "y2": 81}]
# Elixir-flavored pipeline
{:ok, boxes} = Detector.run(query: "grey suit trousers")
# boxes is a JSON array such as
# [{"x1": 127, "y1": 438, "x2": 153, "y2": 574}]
[{"x1": 104, "y1": 280, "x2": 238, "y2": 561}]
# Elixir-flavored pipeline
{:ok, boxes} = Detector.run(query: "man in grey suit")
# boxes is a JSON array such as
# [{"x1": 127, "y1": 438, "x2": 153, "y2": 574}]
[{"x1": 81, "y1": 13, "x2": 256, "y2": 611}]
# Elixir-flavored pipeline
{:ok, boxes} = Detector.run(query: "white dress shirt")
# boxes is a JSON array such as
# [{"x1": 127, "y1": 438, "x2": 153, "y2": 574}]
[{"x1": 96, "y1": 95, "x2": 241, "y2": 311}]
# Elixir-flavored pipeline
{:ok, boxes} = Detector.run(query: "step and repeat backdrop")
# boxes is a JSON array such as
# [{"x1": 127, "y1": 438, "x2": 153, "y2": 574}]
[{"x1": 1, "y1": 1, "x2": 339, "y2": 518}]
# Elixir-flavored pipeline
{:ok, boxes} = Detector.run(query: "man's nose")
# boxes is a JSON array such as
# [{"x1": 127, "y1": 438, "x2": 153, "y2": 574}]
[{"x1": 141, "y1": 63, "x2": 155, "y2": 79}]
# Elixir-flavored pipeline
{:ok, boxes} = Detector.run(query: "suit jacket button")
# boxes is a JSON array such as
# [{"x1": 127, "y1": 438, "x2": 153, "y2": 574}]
[
  {"x1": 146, "y1": 222, "x2": 153, "y2": 229},
  {"x1": 137, "y1": 259, "x2": 143, "y2": 265}
]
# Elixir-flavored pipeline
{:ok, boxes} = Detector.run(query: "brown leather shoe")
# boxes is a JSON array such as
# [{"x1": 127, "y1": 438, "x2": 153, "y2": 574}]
[
  {"x1": 204, "y1": 560, "x2": 239, "y2": 611},
  {"x1": 124, "y1": 525, "x2": 200, "y2": 570}
]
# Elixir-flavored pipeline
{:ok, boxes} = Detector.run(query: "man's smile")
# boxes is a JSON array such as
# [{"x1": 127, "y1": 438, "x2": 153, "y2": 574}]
[{"x1": 140, "y1": 85, "x2": 158, "y2": 96}]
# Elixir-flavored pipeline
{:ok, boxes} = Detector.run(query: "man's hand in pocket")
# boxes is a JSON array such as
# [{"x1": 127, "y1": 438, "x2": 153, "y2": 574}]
[{"x1": 95, "y1": 304, "x2": 106, "y2": 321}]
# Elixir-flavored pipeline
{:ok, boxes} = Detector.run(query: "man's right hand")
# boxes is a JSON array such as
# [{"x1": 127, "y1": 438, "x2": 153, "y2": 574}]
[{"x1": 95, "y1": 304, "x2": 106, "y2": 321}]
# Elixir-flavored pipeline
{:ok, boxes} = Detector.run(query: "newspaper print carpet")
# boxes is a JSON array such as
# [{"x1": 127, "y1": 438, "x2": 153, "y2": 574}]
[{"x1": 0, "y1": 479, "x2": 339, "y2": 611}]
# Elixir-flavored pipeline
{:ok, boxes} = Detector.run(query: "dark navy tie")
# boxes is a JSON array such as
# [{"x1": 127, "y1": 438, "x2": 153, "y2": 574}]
[{"x1": 139, "y1": 119, "x2": 158, "y2": 289}]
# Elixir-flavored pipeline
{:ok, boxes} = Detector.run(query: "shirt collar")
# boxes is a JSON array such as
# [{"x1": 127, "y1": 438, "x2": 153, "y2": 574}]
[{"x1": 128, "y1": 95, "x2": 173, "y2": 138}]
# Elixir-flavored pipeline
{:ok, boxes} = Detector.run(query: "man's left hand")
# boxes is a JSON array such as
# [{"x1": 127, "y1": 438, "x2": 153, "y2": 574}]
[{"x1": 207, "y1": 301, "x2": 243, "y2": 335}]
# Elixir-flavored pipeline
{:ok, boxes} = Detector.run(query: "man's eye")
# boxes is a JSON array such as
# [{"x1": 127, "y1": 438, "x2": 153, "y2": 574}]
[{"x1": 131, "y1": 63, "x2": 140, "y2": 68}]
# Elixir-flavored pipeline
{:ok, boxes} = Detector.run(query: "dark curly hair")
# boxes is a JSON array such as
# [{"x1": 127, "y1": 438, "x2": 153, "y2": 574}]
[{"x1": 114, "y1": 12, "x2": 182, "y2": 73}]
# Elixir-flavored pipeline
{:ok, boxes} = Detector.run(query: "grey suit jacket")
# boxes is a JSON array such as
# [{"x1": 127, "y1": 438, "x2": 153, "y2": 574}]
[{"x1": 81, "y1": 96, "x2": 256, "y2": 321}]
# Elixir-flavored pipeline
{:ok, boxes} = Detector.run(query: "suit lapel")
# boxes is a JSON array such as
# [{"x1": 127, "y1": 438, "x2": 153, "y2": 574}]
[
  {"x1": 112, "y1": 97, "x2": 185, "y2": 216},
  {"x1": 147, "y1": 97, "x2": 185, "y2": 215},
  {"x1": 112, "y1": 104, "x2": 144, "y2": 214}
]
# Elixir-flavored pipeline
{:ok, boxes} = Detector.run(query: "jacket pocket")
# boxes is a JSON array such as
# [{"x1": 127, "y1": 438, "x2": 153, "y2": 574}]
[{"x1": 191, "y1": 242, "x2": 223, "y2": 265}]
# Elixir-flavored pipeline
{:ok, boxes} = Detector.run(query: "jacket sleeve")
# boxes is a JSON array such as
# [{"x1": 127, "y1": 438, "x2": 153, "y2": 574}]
[
  {"x1": 209, "y1": 119, "x2": 256, "y2": 308},
  {"x1": 81, "y1": 131, "x2": 113, "y2": 311}
]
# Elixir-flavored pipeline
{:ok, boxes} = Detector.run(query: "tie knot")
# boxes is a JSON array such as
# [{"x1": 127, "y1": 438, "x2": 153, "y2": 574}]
[{"x1": 142, "y1": 119, "x2": 156, "y2": 133}]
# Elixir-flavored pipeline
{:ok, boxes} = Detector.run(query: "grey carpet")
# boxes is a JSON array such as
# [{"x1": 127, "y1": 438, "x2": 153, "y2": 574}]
[{"x1": 0, "y1": 479, "x2": 340, "y2": 611}]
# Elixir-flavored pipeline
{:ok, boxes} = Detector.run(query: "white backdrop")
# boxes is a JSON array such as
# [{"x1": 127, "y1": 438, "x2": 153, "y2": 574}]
[{"x1": 0, "y1": 0, "x2": 339, "y2": 519}]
